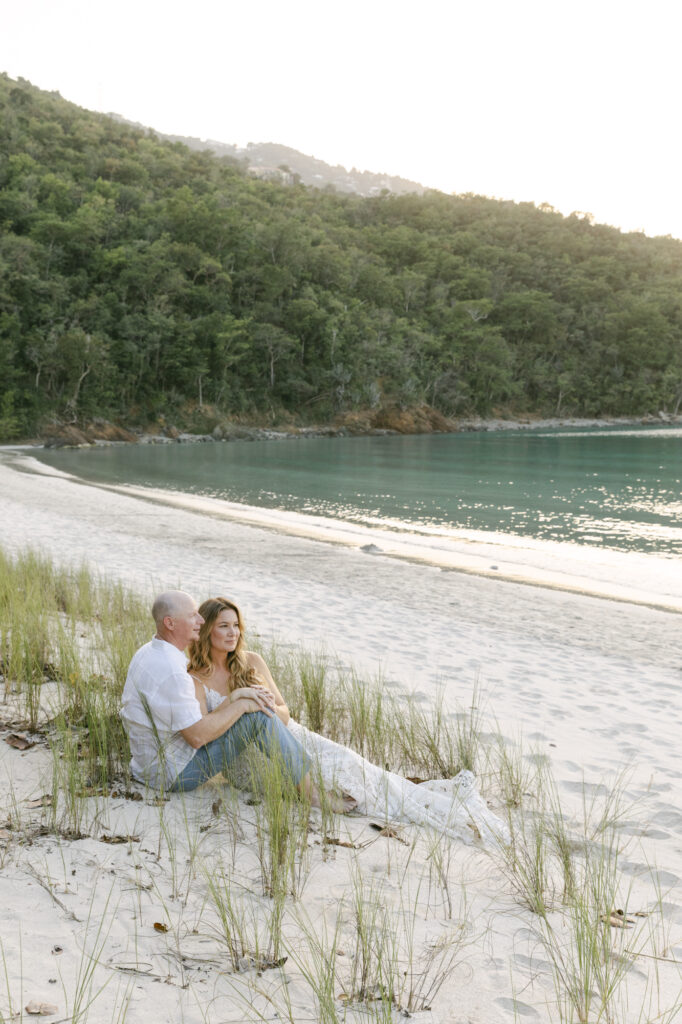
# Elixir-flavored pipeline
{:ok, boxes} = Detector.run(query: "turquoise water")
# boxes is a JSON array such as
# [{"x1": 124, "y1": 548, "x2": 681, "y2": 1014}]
[{"x1": 34, "y1": 427, "x2": 682, "y2": 556}]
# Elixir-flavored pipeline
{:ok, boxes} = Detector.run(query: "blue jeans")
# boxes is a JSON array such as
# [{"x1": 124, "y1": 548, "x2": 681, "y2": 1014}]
[{"x1": 169, "y1": 711, "x2": 310, "y2": 793}]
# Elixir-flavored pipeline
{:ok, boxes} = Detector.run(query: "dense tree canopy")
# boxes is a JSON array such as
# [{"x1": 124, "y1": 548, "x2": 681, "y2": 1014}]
[{"x1": 1, "y1": 74, "x2": 681, "y2": 439}]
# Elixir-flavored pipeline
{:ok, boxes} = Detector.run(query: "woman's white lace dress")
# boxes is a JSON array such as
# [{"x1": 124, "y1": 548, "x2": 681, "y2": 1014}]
[{"x1": 204, "y1": 688, "x2": 508, "y2": 849}]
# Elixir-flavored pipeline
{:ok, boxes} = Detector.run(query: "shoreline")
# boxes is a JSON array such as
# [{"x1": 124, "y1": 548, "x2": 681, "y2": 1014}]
[
  {"x1": 6, "y1": 450, "x2": 682, "y2": 615},
  {"x1": 1, "y1": 448, "x2": 679, "y2": 705},
  {"x1": 6, "y1": 411, "x2": 682, "y2": 450}
]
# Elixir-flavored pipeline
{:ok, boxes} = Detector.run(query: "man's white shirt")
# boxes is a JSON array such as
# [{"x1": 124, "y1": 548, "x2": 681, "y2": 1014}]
[{"x1": 121, "y1": 637, "x2": 202, "y2": 788}]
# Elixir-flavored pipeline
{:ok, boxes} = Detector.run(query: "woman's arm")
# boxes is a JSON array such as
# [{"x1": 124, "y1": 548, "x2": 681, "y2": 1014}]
[
  {"x1": 180, "y1": 693, "x2": 271, "y2": 749},
  {"x1": 183, "y1": 673, "x2": 275, "y2": 748},
  {"x1": 245, "y1": 652, "x2": 290, "y2": 725}
]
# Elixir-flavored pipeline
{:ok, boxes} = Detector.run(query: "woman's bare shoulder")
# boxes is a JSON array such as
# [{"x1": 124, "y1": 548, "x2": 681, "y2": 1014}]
[
  {"x1": 244, "y1": 650, "x2": 266, "y2": 668},
  {"x1": 245, "y1": 651, "x2": 276, "y2": 687},
  {"x1": 189, "y1": 667, "x2": 212, "y2": 682}
]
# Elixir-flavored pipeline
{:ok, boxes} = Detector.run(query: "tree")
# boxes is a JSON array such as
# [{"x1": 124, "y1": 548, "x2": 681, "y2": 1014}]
[{"x1": 249, "y1": 323, "x2": 299, "y2": 391}]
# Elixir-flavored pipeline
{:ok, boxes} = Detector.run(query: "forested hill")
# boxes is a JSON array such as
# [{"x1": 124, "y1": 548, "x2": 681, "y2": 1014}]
[
  {"x1": 110, "y1": 115, "x2": 428, "y2": 198},
  {"x1": 1, "y1": 73, "x2": 682, "y2": 441}
]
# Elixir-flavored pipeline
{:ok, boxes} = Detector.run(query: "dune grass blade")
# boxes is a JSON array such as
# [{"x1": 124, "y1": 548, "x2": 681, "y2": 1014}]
[
  {"x1": 203, "y1": 858, "x2": 286, "y2": 971},
  {"x1": 251, "y1": 751, "x2": 311, "y2": 901}
]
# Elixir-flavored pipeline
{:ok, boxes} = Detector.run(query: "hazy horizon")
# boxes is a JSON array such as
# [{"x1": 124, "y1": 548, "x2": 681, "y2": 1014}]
[{"x1": 4, "y1": 0, "x2": 682, "y2": 240}]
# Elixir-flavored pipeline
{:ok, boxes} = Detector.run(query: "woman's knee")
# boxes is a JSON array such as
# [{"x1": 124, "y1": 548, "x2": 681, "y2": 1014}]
[{"x1": 251, "y1": 710, "x2": 285, "y2": 738}]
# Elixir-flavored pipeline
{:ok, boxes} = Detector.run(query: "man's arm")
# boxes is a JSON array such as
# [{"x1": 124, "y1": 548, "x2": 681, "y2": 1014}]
[{"x1": 180, "y1": 695, "x2": 271, "y2": 749}]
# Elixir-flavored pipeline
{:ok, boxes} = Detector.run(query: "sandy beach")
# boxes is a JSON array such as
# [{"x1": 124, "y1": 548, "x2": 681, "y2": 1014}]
[{"x1": 0, "y1": 450, "x2": 681, "y2": 1024}]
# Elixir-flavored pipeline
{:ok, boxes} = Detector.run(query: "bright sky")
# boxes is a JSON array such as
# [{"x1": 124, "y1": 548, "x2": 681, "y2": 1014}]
[{"x1": 4, "y1": 0, "x2": 682, "y2": 239}]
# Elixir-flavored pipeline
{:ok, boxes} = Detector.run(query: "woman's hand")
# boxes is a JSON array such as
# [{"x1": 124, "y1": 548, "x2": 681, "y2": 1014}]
[
  {"x1": 230, "y1": 686, "x2": 276, "y2": 713},
  {"x1": 233, "y1": 695, "x2": 273, "y2": 717}
]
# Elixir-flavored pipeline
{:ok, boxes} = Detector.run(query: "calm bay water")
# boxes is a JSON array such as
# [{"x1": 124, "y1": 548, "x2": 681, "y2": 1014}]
[{"x1": 34, "y1": 427, "x2": 682, "y2": 556}]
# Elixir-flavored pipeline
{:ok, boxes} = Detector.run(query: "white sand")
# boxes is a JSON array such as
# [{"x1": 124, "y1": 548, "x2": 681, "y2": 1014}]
[{"x1": 1, "y1": 451, "x2": 681, "y2": 1023}]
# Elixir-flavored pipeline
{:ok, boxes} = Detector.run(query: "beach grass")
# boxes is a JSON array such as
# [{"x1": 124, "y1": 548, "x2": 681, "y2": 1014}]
[
  {"x1": 251, "y1": 752, "x2": 312, "y2": 901},
  {"x1": 0, "y1": 547, "x2": 147, "y2": 784},
  {"x1": 537, "y1": 828, "x2": 638, "y2": 1024}
]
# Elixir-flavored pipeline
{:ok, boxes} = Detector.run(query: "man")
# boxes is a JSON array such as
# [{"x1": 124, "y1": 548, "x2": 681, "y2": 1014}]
[{"x1": 121, "y1": 590, "x2": 311, "y2": 793}]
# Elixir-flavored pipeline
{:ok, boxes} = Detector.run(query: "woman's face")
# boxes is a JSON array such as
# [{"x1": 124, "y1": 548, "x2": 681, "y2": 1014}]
[{"x1": 209, "y1": 608, "x2": 240, "y2": 657}]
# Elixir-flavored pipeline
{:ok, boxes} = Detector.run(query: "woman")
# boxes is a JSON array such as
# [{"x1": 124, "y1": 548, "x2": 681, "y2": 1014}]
[
  {"x1": 187, "y1": 596, "x2": 291, "y2": 725},
  {"x1": 188, "y1": 597, "x2": 508, "y2": 847},
  {"x1": 187, "y1": 596, "x2": 355, "y2": 812}
]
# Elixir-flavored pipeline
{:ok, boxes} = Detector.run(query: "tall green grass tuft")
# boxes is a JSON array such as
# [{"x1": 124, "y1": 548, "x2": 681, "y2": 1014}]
[
  {"x1": 204, "y1": 858, "x2": 288, "y2": 971},
  {"x1": 538, "y1": 829, "x2": 639, "y2": 1024},
  {"x1": 250, "y1": 752, "x2": 311, "y2": 901},
  {"x1": 0, "y1": 546, "x2": 149, "y2": 800}
]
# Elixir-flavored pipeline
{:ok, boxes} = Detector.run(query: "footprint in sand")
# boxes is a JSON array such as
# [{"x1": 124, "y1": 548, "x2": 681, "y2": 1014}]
[
  {"x1": 617, "y1": 822, "x2": 670, "y2": 839},
  {"x1": 561, "y1": 780, "x2": 609, "y2": 796},
  {"x1": 526, "y1": 752, "x2": 551, "y2": 768},
  {"x1": 383, "y1": 678, "x2": 403, "y2": 691},
  {"x1": 651, "y1": 809, "x2": 682, "y2": 829},
  {"x1": 647, "y1": 781, "x2": 674, "y2": 793},
  {"x1": 512, "y1": 953, "x2": 553, "y2": 976},
  {"x1": 495, "y1": 997, "x2": 539, "y2": 1018},
  {"x1": 614, "y1": 721, "x2": 649, "y2": 734},
  {"x1": 658, "y1": 903, "x2": 682, "y2": 924},
  {"x1": 409, "y1": 690, "x2": 430, "y2": 703},
  {"x1": 619, "y1": 861, "x2": 680, "y2": 887}
]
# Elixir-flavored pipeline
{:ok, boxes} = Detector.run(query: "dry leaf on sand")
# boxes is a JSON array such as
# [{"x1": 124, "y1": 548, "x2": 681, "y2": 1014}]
[
  {"x1": 601, "y1": 910, "x2": 637, "y2": 928},
  {"x1": 108, "y1": 789, "x2": 143, "y2": 801},
  {"x1": 369, "y1": 822, "x2": 409, "y2": 845},
  {"x1": 25, "y1": 1001, "x2": 58, "y2": 1015},
  {"x1": 153, "y1": 922, "x2": 169, "y2": 933},
  {"x1": 25, "y1": 795, "x2": 52, "y2": 809},
  {"x1": 5, "y1": 734, "x2": 35, "y2": 751}
]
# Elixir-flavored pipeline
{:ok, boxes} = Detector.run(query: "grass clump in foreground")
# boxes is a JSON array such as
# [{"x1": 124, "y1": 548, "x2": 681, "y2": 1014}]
[
  {"x1": 0, "y1": 548, "x2": 150, "y2": 831},
  {"x1": 1, "y1": 545, "x2": 680, "y2": 1024}
]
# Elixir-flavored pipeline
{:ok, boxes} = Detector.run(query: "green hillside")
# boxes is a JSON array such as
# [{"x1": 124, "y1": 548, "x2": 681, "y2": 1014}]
[{"x1": 1, "y1": 73, "x2": 681, "y2": 440}]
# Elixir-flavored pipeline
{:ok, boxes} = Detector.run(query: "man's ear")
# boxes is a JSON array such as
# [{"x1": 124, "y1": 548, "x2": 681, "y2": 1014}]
[{"x1": 163, "y1": 615, "x2": 175, "y2": 631}]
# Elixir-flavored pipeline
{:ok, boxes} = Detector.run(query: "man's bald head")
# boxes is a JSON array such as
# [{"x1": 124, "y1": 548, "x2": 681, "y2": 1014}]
[
  {"x1": 152, "y1": 590, "x2": 196, "y2": 627},
  {"x1": 152, "y1": 591, "x2": 204, "y2": 651}
]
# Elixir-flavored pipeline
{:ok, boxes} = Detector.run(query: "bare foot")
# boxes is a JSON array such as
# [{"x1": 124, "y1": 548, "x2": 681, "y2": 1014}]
[
  {"x1": 308, "y1": 784, "x2": 357, "y2": 814},
  {"x1": 326, "y1": 790, "x2": 357, "y2": 814}
]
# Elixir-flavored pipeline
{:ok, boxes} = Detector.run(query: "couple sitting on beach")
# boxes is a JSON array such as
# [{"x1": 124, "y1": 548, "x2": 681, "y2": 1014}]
[{"x1": 121, "y1": 590, "x2": 506, "y2": 846}]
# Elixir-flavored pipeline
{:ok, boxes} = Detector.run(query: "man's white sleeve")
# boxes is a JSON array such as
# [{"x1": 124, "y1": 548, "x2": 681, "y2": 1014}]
[{"x1": 146, "y1": 671, "x2": 202, "y2": 731}]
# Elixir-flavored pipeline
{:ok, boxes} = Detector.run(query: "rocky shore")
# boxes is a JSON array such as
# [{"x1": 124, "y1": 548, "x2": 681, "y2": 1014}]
[{"x1": 27, "y1": 405, "x2": 682, "y2": 449}]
